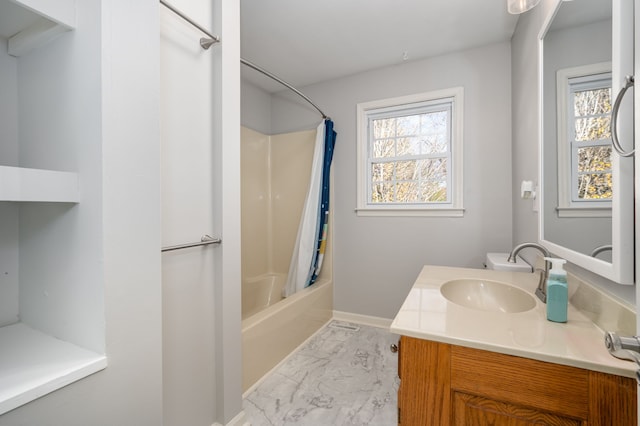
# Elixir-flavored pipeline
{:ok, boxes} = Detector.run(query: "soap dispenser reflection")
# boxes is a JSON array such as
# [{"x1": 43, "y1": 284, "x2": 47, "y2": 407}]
[{"x1": 544, "y1": 258, "x2": 568, "y2": 323}]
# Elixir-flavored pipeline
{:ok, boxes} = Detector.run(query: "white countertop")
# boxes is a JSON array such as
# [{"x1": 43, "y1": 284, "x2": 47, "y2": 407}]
[{"x1": 390, "y1": 265, "x2": 636, "y2": 379}]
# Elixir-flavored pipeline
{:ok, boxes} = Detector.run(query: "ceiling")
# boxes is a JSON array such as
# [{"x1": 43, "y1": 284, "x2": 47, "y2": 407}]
[{"x1": 240, "y1": 0, "x2": 520, "y2": 93}]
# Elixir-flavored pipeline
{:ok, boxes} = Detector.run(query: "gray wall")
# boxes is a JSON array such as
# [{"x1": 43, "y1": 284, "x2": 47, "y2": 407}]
[
  {"x1": 241, "y1": 79, "x2": 273, "y2": 134},
  {"x1": 252, "y1": 42, "x2": 514, "y2": 319},
  {"x1": 511, "y1": 0, "x2": 634, "y2": 304}
]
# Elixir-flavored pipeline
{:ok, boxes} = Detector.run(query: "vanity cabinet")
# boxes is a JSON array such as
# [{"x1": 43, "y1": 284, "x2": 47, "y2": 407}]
[{"x1": 397, "y1": 336, "x2": 637, "y2": 425}]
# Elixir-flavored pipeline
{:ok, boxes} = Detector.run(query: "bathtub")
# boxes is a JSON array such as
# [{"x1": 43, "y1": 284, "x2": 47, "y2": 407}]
[
  {"x1": 241, "y1": 273, "x2": 287, "y2": 320},
  {"x1": 241, "y1": 275, "x2": 333, "y2": 392}
]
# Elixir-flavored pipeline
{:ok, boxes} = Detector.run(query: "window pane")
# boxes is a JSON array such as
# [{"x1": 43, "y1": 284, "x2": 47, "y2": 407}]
[
  {"x1": 420, "y1": 181, "x2": 447, "y2": 202},
  {"x1": 373, "y1": 118, "x2": 396, "y2": 139},
  {"x1": 421, "y1": 111, "x2": 448, "y2": 134},
  {"x1": 395, "y1": 160, "x2": 417, "y2": 180},
  {"x1": 396, "y1": 137, "x2": 421, "y2": 156},
  {"x1": 574, "y1": 116, "x2": 611, "y2": 141},
  {"x1": 420, "y1": 135, "x2": 448, "y2": 154},
  {"x1": 371, "y1": 182, "x2": 394, "y2": 203},
  {"x1": 371, "y1": 162, "x2": 394, "y2": 182},
  {"x1": 396, "y1": 182, "x2": 419, "y2": 202},
  {"x1": 397, "y1": 115, "x2": 420, "y2": 136},
  {"x1": 577, "y1": 146, "x2": 611, "y2": 172},
  {"x1": 576, "y1": 173, "x2": 612, "y2": 200},
  {"x1": 373, "y1": 139, "x2": 395, "y2": 158},
  {"x1": 574, "y1": 88, "x2": 611, "y2": 116},
  {"x1": 418, "y1": 158, "x2": 447, "y2": 181}
]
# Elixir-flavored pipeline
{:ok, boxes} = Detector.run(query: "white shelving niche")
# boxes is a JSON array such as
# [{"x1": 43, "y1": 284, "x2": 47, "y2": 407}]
[
  {"x1": 0, "y1": 166, "x2": 79, "y2": 202},
  {"x1": 0, "y1": 0, "x2": 106, "y2": 416},
  {"x1": 0, "y1": 0, "x2": 75, "y2": 57}
]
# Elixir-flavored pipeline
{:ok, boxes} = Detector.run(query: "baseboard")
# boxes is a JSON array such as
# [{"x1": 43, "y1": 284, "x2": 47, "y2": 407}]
[
  {"x1": 211, "y1": 410, "x2": 249, "y2": 426},
  {"x1": 332, "y1": 310, "x2": 393, "y2": 329}
]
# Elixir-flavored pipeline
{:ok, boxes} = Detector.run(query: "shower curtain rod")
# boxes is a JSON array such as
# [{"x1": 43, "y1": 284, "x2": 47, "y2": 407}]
[
  {"x1": 159, "y1": 0, "x2": 329, "y2": 120},
  {"x1": 240, "y1": 58, "x2": 328, "y2": 120}
]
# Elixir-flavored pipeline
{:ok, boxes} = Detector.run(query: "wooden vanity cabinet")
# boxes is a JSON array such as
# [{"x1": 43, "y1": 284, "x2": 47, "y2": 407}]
[{"x1": 397, "y1": 336, "x2": 637, "y2": 426}]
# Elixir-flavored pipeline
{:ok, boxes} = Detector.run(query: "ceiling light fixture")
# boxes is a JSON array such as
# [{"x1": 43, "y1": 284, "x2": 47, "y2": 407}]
[{"x1": 507, "y1": 0, "x2": 541, "y2": 14}]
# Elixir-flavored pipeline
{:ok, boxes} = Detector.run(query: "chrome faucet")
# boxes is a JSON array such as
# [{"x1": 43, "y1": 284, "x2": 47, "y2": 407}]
[{"x1": 508, "y1": 242, "x2": 551, "y2": 303}]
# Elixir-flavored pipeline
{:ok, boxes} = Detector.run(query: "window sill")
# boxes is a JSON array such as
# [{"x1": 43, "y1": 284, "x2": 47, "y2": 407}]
[
  {"x1": 355, "y1": 207, "x2": 465, "y2": 217},
  {"x1": 556, "y1": 206, "x2": 612, "y2": 218}
]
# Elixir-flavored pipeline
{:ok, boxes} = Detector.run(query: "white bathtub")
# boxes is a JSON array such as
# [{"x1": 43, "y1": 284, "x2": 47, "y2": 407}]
[{"x1": 241, "y1": 276, "x2": 333, "y2": 392}]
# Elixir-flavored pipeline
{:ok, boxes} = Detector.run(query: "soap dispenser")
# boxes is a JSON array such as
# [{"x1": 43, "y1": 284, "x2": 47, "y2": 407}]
[{"x1": 544, "y1": 257, "x2": 568, "y2": 323}]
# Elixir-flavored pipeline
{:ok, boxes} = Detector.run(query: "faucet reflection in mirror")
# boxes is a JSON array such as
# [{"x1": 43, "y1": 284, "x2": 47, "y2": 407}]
[{"x1": 507, "y1": 0, "x2": 541, "y2": 14}]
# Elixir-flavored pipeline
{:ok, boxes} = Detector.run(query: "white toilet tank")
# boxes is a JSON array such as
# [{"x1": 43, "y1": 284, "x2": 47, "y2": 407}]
[{"x1": 485, "y1": 252, "x2": 532, "y2": 272}]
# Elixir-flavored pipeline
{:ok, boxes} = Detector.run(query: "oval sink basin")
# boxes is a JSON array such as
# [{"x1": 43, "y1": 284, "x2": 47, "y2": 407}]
[{"x1": 440, "y1": 279, "x2": 536, "y2": 313}]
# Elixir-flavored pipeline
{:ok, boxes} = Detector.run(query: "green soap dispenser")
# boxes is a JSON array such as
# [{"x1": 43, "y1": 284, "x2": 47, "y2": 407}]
[{"x1": 544, "y1": 257, "x2": 568, "y2": 323}]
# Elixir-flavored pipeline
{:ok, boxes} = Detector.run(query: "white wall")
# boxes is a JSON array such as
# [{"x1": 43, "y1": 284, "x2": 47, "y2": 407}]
[
  {"x1": 159, "y1": 0, "x2": 229, "y2": 423},
  {"x1": 160, "y1": 0, "x2": 243, "y2": 424},
  {"x1": 268, "y1": 42, "x2": 513, "y2": 319},
  {"x1": 17, "y1": 0, "x2": 103, "y2": 353},
  {"x1": 0, "y1": 43, "x2": 19, "y2": 327},
  {"x1": 511, "y1": 0, "x2": 635, "y2": 304},
  {"x1": 0, "y1": 0, "x2": 164, "y2": 424},
  {"x1": 0, "y1": 0, "x2": 244, "y2": 424},
  {"x1": 212, "y1": 0, "x2": 244, "y2": 423}
]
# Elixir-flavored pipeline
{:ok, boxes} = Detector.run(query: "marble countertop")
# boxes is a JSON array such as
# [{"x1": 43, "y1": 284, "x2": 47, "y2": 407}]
[{"x1": 390, "y1": 265, "x2": 636, "y2": 378}]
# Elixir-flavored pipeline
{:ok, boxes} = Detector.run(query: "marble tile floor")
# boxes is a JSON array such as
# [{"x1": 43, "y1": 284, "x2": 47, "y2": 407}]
[{"x1": 243, "y1": 320, "x2": 400, "y2": 426}]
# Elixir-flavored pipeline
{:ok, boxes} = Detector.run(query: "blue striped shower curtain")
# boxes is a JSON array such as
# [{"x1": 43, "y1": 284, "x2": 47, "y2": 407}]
[{"x1": 284, "y1": 119, "x2": 337, "y2": 297}]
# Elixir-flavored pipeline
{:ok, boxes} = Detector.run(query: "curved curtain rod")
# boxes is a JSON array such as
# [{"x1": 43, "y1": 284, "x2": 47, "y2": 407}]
[
  {"x1": 160, "y1": 0, "x2": 329, "y2": 120},
  {"x1": 240, "y1": 58, "x2": 328, "y2": 119}
]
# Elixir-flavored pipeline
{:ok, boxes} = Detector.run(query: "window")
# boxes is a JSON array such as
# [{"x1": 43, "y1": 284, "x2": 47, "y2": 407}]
[
  {"x1": 556, "y1": 63, "x2": 612, "y2": 217},
  {"x1": 356, "y1": 88, "x2": 464, "y2": 217}
]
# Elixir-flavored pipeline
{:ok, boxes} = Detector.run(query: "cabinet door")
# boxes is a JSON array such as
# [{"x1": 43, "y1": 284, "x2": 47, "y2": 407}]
[
  {"x1": 398, "y1": 336, "x2": 451, "y2": 426},
  {"x1": 452, "y1": 392, "x2": 583, "y2": 426}
]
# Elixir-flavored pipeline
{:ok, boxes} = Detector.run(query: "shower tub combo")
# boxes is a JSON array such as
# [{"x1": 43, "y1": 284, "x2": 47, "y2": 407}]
[{"x1": 241, "y1": 127, "x2": 333, "y2": 392}]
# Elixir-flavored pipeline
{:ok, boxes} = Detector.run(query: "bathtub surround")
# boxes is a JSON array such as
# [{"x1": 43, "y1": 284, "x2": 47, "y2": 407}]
[
  {"x1": 241, "y1": 127, "x2": 324, "y2": 282},
  {"x1": 244, "y1": 320, "x2": 399, "y2": 425}
]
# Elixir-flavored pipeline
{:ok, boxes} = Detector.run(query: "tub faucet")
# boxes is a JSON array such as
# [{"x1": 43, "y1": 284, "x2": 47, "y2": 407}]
[{"x1": 508, "y1": 242, "x2": 551, "y2": 303}]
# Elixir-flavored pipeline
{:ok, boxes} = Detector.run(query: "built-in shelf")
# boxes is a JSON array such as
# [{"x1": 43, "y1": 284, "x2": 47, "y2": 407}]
[
  {"x1": 0, "y1": 0, "x2": 75, "y2": 57},
  {"x1": 0, "y1": 165, "x2": 79, "y2": 202},
  {"x1": 0, "y1": 0, "x2": 101, "y2": 415},
  {"x1": 0, "y1": 323, "x2": 107, "y2": 415}
]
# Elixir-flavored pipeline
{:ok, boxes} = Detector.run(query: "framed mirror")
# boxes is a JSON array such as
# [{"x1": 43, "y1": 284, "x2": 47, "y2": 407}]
[{"x1": 539, "y1": 0, "x2": 634, "y2": 284}]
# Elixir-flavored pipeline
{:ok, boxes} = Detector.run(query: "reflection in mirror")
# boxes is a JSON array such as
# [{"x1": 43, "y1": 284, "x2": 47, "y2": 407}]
[
  {"x1": 542, "y1": 0, "x2": 612, "y2": 261},
  {"x1": 540, "y1": 0, "x2": 634, "y2": 284}
]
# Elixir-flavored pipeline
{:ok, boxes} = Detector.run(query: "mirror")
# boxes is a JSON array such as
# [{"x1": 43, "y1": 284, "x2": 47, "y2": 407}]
[{"x1": 539, "y1": 0, "x2": 634, "y2": 284}]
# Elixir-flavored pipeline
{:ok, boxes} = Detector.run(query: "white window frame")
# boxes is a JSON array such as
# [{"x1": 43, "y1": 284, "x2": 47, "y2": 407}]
[
  {"x1": 556, "y1": 62, "x2": 612, "y2": 218},
  {"x1": 356, "y1": 88, "x2": 464, "y2": 217}
]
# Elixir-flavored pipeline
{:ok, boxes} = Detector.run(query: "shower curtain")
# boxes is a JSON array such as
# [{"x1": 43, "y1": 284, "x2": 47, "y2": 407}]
[{"x1": 284, "y1": 119, "x2": 337, "y2": 297}]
